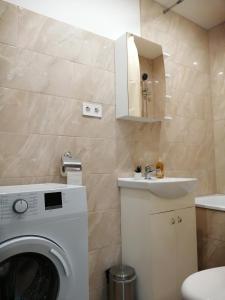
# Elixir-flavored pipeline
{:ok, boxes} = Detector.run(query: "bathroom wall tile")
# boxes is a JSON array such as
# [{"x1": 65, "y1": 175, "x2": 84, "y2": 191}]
[
  {"x1": 17, "y1": 7, "x2": 84, "y2": 61},
  {"x1": 0, "y1": 42, "x2": 114, "y2": 103},
  {"x1": 211, "y1": 74, "x2": 225, "y2": 97},
  {"x1": 209, "y1": 50, "x2": 225, "y2": 78},
  {"x1": 72, "y1": 62, "x2": 115, "y2": 104},
  {"x1": 216, "y1": 168, "x2": 225, "y2": 194},
  {"x1": 196, "y1": 206, "x2": 225, "y2": 270},
  {"x1": 89, "y1": 288, "x2": 106, "y2": 300},
  {"x1": 159, "y1": 142, "x2": 190, "y2": 171},
  {"x1": 209, "y1": 23, "x2": 225, "y2": 53},
  {"x1": 76, "y1": 32, "x2": 115, "y2": 72},
  {"x1": 87, "y1": 139, "x2": 116, "y2": 173},
  {"x1": 88, "y1": 210, "x2": 121, "y2": 251},
  {"x1": 114, "y1": 120, "x2": 140, "y2": 140},
  {"x1": 191, "y1": 169, "x2": 216, "y2": 196},
  {"x1": 212, "y1": 96, "x2": 225, "y2": 120},
  {"x1": 18, "y1": 8, "x2": 115, "y2": 72},
  {"x1": 209, "y1": 23, "x2": 225, "y2": 195},
  {"x1": 207, "y1": 210, "x2": 225, "y2": 242},
  {"x1": 0, "y1": 176, "x2": 65, "y2": 186},
  {"x1": 86, "y1": 173, "x2": 119, "y2": 212},
  {"x1": 115, "y1": 138, "x2": 135, "y2": 176},
  {"x1": 197, "y1": 238, "x2": 225, "y2": 270},
  {"x1": 196, "y1": 208, "x2": 208, "y2": 240},
  {"x1": 132, "y1": 122, "x2": 161, "y2": 167},
  {"x1": 0, "y1": 1, "x2": 18, "y2": 46},
  {"x1": 0, "y1": 133, "x2": 90, "y2": 178},
  {"x1": 0, "y1": 43, "x2": 75, "y2": 97},
  {"x1": 0, "y1": 87, "x2": 115, "y2": 138},
  {"x1": 89, "y1": 245, "x2": 121, "y2": 292},
  {"x1": 160, "y1": 116, "x2": 187, "y2": 143},
  {"x1": 214, "y1": 120, "x2": 225, "y2": 172}
]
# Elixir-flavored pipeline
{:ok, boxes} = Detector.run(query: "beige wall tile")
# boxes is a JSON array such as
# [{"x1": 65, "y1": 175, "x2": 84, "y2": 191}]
[
  {"x1": 0, "y1": 133, "x2": 90, "y2": 178},
  {"x1": 18, "y1": 8, "x2": 115, "y2": 72},
  {"x1": 88, "y1": 210, "x2": 121, "y2": 251},
  {"x1": 18, "y1": 8, "x2": 84, "y2": 61},
  {"x1": 86, "y1": 173, "x2": 119, "y2": 212},
  {"x1": 209, "y1": 23, "x2": 225, "y2": 194},
  {"x1": 0, "y1": 43, "x2": 75, "y2": 97},
  {"x1": 89, "y1": 245, "x2": 121, "y2": 292},
  {"x1": 0, "y1": 1, "x2": 18, "y2": 45},
  {"x1": 72, "y1": 63, "x2": 115, "y2": 104},
  {"x1": 0, "y1": 87, "x2": 115, "y2": 138},
  {"x1": 196, "y1": 207, "x2": 225, "y2": 270}
]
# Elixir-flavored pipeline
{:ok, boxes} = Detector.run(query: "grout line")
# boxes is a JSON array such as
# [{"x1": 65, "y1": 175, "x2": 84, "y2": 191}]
[
  {"x1": 0, "y1": 84, "x2": 115, "y2": 106},
  {"x1": 0, "y1": 41, "x2": 115, "y2": 74}
]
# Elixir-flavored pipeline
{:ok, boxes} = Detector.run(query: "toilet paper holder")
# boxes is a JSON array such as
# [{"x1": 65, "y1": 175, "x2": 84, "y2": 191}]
[{"x1": 60, "y1": 151, "x2": 82, "y2": 177}]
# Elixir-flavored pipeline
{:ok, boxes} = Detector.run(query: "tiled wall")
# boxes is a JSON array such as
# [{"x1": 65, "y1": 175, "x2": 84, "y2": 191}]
[
  {"x1": 0, "y1": 1, "x2": 159, "y2": 299},
  {"x1": 197, "y1": 22, "x2": 225, "y2": 272},
  {"x1": 196, "y1": 207, "x2": 225, "y2": 270},
  {"x1": 209, "y1": 22, "x2": 225, "y2": 194},
  {"x1": 0, "y1": 0, "x2": 220, "y2": 298},
  {"x1": 140, "y1": 0, "x2": 216, "y2": 196}
]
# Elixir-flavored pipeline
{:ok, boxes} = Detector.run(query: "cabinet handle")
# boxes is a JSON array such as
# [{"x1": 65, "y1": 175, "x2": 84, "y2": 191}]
[
  {"x1": 170, "y1": 218, "x2": 176, "y2": 225},
  {"x1": 177, "y1": 216, "x2": 182, "y2": 223}
]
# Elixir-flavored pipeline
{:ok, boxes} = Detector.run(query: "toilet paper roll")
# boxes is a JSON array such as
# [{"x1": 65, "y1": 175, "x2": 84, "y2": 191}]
[{"x1": 67, "y1": 171, "x2": 82, "y2": 185}]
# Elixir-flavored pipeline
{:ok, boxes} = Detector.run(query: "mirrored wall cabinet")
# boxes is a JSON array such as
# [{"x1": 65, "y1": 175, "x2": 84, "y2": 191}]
[{"x1": 115, "y1": 33, "x2": 166, "y2": 122}]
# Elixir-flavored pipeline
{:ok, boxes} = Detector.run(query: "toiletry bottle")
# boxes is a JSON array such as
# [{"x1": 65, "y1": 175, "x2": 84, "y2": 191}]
[{"x1": 156, "y1": 159, "x2": 164, "y2": 178}]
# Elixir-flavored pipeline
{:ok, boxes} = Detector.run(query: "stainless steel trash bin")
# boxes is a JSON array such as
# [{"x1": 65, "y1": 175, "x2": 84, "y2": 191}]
[{"x1": 108, "y1": 265, "x2": 136, "y2": 300}]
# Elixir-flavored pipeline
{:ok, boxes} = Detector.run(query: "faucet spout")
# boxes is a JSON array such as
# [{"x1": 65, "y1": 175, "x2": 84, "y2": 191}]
[{"x1": 144, "y1": 165, "x2": 156, "y2": 179}]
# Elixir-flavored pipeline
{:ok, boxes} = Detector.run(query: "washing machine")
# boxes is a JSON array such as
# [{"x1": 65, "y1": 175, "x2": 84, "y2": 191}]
[{"x1": 0, "y1": 183, "x2": 89, "y2": 300}]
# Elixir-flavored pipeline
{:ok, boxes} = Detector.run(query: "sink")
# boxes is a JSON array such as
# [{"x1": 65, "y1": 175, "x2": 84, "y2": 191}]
[{"x1": 118, "y1": 177, "x2": 198, "y2": 199}]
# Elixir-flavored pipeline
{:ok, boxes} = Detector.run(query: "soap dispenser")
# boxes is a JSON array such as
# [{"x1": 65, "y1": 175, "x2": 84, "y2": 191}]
[{"x1": 156, "y1": 159, "x2": 164, "y2": 178}]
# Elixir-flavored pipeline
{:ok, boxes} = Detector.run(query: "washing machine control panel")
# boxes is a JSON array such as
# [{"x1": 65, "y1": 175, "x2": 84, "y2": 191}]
[
  {"x1": 13, "y1": 199, "x2": 29, "y2": 214},
  {"x1": 0, "y1": 185, "x2": 86, "y2": 224}
]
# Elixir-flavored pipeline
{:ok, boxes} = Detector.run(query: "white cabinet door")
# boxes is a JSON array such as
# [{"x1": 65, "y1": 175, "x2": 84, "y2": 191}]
[
  {"x1": 175, "y1": 207, "x2": 198, "y2": 295},
  {"x1": 149, "y1": 211, "x2": 178, "y2": 300}
]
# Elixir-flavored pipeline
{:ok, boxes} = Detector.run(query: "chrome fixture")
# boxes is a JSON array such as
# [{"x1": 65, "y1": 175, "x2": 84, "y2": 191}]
[
  {"x1": 60, "y1": 151, "x2": 82, "y2": 177},
  {"x1": 163, "y1": 0, "x2": 185, "y2": 14},
  {"x1": 144, "y1": 165, "x2": 156, "y2": 179}
]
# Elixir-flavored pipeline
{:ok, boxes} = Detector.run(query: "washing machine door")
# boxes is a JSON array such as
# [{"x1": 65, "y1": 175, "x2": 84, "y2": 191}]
[{"x1": 0, "y1": 236, "x2": 73, "y2": 300}]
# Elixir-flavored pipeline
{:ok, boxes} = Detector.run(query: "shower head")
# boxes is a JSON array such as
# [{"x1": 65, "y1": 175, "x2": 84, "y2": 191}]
[{"x1": 163, "y1": 0, "x2": 185, "y2": 14}]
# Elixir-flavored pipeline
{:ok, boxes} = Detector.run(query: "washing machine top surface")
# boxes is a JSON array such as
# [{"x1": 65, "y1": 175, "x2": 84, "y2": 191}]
[{"x1": 0, "y1": 183, "x2": 82, "y2": 194}]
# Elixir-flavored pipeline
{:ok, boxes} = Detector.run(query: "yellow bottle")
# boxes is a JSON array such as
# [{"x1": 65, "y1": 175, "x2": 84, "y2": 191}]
[{"x1": 156, "y1": 159, "x2": 164, "y2": 178}]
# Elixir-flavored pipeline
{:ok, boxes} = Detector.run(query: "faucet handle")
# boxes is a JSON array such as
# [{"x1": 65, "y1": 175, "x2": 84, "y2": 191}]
[{"x1": 145, "y1": 165, "x2": 154, "y2": 172}]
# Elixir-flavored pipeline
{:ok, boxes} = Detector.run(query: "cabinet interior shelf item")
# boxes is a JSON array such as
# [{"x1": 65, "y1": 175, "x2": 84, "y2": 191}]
[{"x1": 115, "y1": 33, "x2": 166, "y2": 122}]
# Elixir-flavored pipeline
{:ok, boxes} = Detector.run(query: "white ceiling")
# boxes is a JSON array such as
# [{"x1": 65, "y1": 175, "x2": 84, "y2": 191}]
[{"x1": 154, "y1": 0, "x2": 225, "y2": 29}]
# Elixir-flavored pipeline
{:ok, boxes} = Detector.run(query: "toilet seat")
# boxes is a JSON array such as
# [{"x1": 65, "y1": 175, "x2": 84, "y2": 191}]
[{"x1": 181, "y1": 267, "x2": 225, "y2": 300}]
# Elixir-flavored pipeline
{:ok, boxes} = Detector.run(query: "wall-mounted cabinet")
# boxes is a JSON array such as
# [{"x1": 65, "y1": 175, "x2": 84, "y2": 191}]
[{"x1": 115, "y1": 33, "x2": 166, "y2": 122}]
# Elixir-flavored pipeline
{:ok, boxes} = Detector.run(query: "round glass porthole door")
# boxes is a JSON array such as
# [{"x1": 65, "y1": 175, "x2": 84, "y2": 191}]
[{"x1": 0, "y1": 252, "x2": 59, "y2": 300}]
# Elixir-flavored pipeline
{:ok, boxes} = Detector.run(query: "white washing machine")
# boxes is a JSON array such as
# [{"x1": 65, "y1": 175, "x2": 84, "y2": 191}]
[{"x1": 0, "y1": 183, "x2": 89, "y2": 300}]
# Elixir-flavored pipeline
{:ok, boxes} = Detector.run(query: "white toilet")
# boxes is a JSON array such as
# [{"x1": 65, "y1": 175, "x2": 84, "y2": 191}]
[{"x1": 181, "y1": 267, "x2": 225, "y2": 300}]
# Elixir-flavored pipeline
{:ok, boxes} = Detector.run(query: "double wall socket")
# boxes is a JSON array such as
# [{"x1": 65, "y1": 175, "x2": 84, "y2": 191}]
[{"x1": 82, "y1": 102, "x2": 102, "y2": 118}]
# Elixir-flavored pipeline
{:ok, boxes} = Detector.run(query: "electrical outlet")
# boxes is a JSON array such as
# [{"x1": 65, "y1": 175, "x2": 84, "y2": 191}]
[{"x1": 82, "y1": 102, "x2": 102, "y2": 118}]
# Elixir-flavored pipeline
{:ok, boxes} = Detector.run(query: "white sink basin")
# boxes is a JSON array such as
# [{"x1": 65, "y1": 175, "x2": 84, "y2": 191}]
[{"x1": 118, "y1": 177, "x2": 197, "y2": 199}]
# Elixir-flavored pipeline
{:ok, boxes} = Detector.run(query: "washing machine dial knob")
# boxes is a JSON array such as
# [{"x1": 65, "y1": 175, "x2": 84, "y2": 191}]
[{"x1": 13, "y1": 199, "x2": 28, "y2": 214}]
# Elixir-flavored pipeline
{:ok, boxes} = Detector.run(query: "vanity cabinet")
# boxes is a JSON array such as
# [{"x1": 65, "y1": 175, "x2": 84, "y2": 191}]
[
  {"x1": 150, "y1": 207, "x2": 197, "y2": 300},
  {"x1": 120, "y1": 188, "x2": 197, "y2": 300}
]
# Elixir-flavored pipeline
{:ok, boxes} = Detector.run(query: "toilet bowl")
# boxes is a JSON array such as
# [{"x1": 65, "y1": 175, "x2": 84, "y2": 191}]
[{"x1": 181, "y1": 267, "x2": 225, "y2": 300}]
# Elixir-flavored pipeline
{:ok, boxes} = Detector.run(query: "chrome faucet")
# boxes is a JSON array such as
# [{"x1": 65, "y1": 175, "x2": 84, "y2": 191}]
[{"x1": 144, "y1": 165, "x2": 156, "y2": 179}]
